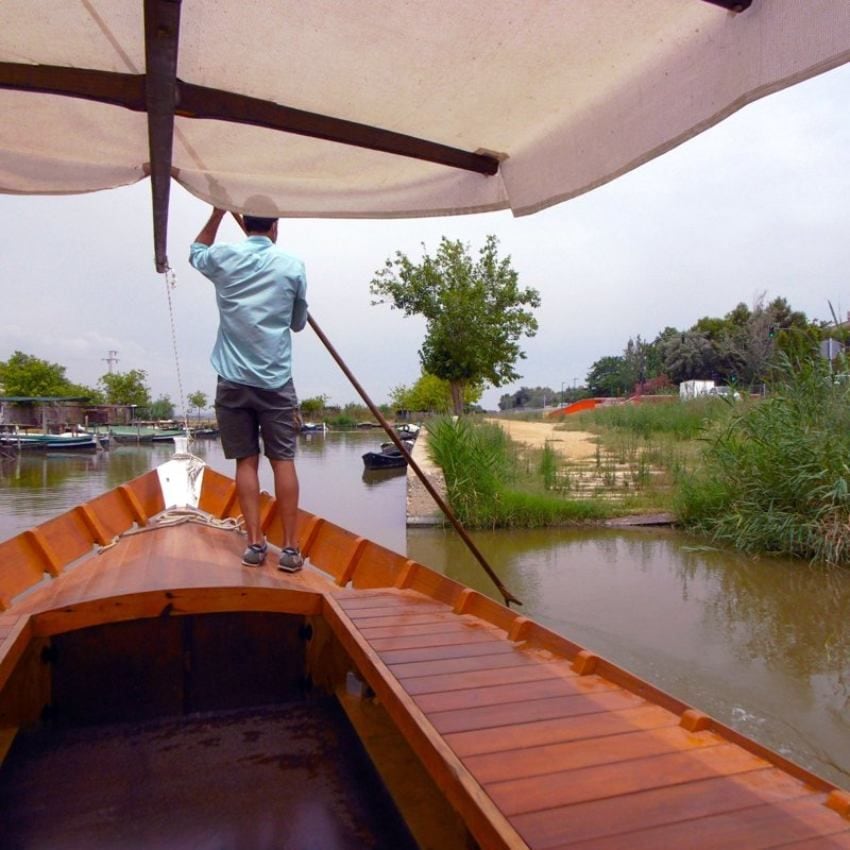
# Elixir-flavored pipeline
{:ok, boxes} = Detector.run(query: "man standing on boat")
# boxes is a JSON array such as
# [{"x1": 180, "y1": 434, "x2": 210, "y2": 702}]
[{"x1": 190, "y1": 205, "x2": 307, "y2": 572}]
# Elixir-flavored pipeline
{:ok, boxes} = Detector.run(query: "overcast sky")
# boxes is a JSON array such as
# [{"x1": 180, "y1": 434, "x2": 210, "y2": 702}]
[{"x1": 2, "y1": 62, "x2": 849, "y2": 413}]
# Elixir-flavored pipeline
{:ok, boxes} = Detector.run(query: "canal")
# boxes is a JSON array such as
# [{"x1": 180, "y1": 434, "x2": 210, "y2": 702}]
[{"x1": 1, "y1": 432, "x2": 848, "y2": 790}]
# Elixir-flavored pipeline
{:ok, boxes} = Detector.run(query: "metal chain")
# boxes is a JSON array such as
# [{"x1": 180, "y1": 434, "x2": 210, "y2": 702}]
[{"x1": 163, "y1": 266, "x2": 190, "y2": 433}]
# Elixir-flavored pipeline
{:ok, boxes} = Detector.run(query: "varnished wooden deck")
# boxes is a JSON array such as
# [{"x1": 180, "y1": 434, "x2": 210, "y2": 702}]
[{"x1": 1, "y1": 467, "x2": 849, "y2": 849}]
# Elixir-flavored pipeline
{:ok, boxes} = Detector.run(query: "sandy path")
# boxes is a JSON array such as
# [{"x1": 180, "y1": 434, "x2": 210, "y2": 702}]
[{"x1": 485, "y1": 418, "x2": 598, "y2": 460}]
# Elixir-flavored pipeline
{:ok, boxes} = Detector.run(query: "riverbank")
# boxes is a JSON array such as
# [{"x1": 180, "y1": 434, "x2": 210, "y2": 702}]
[
  {"x1": 405, "y1": 432, "x2": 448, "y2": 527},
  {"x1": 483, "y1": 417, "x2": 598, "y2": 458}
]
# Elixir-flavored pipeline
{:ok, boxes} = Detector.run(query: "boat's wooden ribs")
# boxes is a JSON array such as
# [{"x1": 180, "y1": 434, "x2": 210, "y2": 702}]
[
  {"x1": 197, "y1": 473, "x2": 237, "y2": 518},
  {"x1": 0, "y1": 470, "x2": 165, "y2": 610}
]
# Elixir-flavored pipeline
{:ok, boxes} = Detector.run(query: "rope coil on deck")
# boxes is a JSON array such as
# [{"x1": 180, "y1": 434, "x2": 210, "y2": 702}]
[{"x1": 97, "y1": 508, "x2": 245, "y2": 553}]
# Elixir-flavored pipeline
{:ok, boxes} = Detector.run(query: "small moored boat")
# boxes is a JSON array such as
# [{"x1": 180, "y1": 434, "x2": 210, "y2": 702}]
[
  {"x1": 109, "y1": 426, "x2": 186, "y2": 444},
  {"x1": 0, "y1": 431, "x2": 106, "y2": 452},
  {"x1": 362, "y1": 439, "x2": 414, "y2": 470}
]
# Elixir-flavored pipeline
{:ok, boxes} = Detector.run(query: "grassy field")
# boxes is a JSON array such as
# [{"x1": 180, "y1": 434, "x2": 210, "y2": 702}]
[
  {"x1": 425, "y1": 417, "x2": 614, "y2": 528},
  {"x1": 555, "y1": 397, "x2": 735, "y2": 511},
  {"x1": 456, "y1": 365, "x2": 850, "y2": 565}
]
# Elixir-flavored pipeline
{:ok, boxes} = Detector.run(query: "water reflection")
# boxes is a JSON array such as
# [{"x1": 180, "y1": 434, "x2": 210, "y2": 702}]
[
  {"x1": 361, "y1": 467, "x2": 407, "y2": 487},
  {"x1": 0, "y1": 433, "x2": 406, "y2": 553},
  {"x1": 406, "y1": 526, "x2": 850, "y2": 788}
]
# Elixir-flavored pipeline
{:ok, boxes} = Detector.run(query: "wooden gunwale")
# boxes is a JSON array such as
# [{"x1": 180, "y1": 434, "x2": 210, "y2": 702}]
[{"x1": 0, "y1": 467, "x2": 848, "y2": 849}]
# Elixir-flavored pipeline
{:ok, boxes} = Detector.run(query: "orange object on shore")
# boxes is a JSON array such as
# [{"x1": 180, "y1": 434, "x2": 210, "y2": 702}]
[{"x1": 548, "y1": 399, "x2": 603, "y2": 417}]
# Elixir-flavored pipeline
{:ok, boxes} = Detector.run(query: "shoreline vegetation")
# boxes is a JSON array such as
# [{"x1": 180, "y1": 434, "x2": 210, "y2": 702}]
[{"x1": 427, "y1": 360, "x2": 850, "y2": 567}]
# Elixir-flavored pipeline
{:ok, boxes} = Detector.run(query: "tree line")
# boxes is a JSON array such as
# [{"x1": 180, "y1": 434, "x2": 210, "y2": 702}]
[
  {"x1": 584, "y1": 295, "x2": 840, "y2": 397},
  {"x1": 0, "y1": 351, "x2": 209, "y2": 420}
]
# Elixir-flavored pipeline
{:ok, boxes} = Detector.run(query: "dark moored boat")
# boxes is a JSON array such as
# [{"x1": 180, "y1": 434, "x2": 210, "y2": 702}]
[
  {"x1": 362, "y1": 449, "x2": 407, "y2": 470},
  {"x1": 362, "y1": 439, "x2": 414, "y2": 470},
  {"x1": 189, "y1": 427, "x2": 219, "y2": 439}
]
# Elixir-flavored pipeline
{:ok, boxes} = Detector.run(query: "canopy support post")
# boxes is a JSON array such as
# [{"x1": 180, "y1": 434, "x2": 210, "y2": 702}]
[{"x1": 144, "y1": 0, "x2": 182, "y2": 273}]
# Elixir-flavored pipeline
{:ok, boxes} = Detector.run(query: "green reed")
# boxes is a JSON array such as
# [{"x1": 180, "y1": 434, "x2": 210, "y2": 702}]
[
  {"x1": 676, "y1": 359, "x2": 850, "y2": 566},
  {"x1": 426, "y1": 417, "x2": 611, "y2": 528}
]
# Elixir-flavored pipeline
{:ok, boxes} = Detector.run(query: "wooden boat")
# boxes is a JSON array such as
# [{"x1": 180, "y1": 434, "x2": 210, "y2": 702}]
[
  {"x1": 109, "y1": 426, "x2": 186, "y2": 444},
  {"x1": 363, "y1": 440, "x2": 415, "y2": 470},
  {"x1": 300, "y1": 422, "x2": 328, "y2": 434},
  {"x1": 0, "y1": 431, "x2": 106, "y2": 452},
  {"x1": 189, "y1": 426, "x2": 220, "y2": 439},
  {"x1": 3, "y1": 2, "x2": 850, "y2": 845},
  {"x1": 396, "y1": 424, "x2": 421, "y2": 439},
  {"x1": 1, "y1": 451, "x2": 848, "y2": 848},
  {"x1": 362, "y1": 449, "x2": 408, "y2": 470}
]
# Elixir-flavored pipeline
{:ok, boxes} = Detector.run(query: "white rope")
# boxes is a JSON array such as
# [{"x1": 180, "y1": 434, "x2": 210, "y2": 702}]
[
  {"x1": 163, "y1": 266, "x2": 190, "y2": 434},
  {"x1": 97, "y1": 508, "x2": 245, "y2": 554}
]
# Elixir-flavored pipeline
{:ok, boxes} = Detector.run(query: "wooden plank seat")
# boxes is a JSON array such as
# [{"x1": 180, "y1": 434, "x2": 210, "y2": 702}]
[
  {"x1": 0, "y1": 467, "x2": 848, "y2": 850},
  {"x1": 325, "y1": 591, "x2": 850, "y2": 850}
]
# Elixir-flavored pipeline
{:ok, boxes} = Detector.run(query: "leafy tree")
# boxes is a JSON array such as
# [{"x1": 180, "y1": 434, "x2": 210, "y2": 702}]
[
  {"x1": 0, "y1": 351, "x2": 99, "y2": 399},
  {"x1": 499, "y1": 387, "x2": 531, "y2": 410},
  {"x1": 300, "y1": 395, "x2": 328, "y2": 418},
  {"x1": 99, "y1": 369, "x2": 151, "y2": 407},
  {"x1": 371, "y1": 235, "x2": 540, "y2": 415},
  {"x1": 392, "y1": 372, "x2": 482, "y2": 413},
  {"x1": 187, "y1": 390, "x2": 208, "y2": 422},
  {"x1": 660, "y1": 331, "x2": 717, "y2": 384},
  {"x1": 586, "y1": 356, "x2": 633, "y2": 397},
  {"x1": 148, "y1": 395, "x2": 175, "y2": 420},
  {"x1": 725, "y1": 302, "x2": 752, "y2": 327},
  {"x1": 496, "y1": 385, "x2": 558, "y2": 410},
  {"x1": 713, "y1": 295, "x2": 808, "y2": 388}
]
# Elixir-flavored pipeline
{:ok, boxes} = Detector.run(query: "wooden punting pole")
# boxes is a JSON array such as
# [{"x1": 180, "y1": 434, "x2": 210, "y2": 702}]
[{"x1": 307, "y1": 315, "x2": 522, "y2": 608}]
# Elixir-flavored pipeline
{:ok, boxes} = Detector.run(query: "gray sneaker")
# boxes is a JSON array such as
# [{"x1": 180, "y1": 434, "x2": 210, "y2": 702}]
[
  {"x1": 241, "y1": 541, "x2": 268, "y2": 566},
  {"x1": 278, "y1": 547, "x2": 304, "y2": 572}
]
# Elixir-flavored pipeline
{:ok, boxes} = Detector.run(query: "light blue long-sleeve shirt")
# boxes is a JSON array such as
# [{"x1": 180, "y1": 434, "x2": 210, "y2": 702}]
[{"x1": 190, "y1": 236, "x2": 308, "y2": 389}]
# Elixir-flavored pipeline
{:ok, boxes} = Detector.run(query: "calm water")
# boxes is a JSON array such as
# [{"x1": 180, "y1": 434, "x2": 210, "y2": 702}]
[
  {"x1": 0, "y1": 432, "x2": 407, "y2": 551},
  {"x1": 1, "y1": 434, "x2": 848, "y2": 789}
]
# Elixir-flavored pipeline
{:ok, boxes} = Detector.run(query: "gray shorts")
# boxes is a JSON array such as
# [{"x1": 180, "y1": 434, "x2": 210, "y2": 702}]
[{"x1": 215, "y1": 377, "x2": 301, "y2": 460}]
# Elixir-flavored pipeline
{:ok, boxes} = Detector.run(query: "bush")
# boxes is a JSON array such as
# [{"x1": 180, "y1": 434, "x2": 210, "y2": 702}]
[
  {"x1": 676, "y1": 359, "x2": 850, "y2": 565},
  {"x1": 327, "y1": 413, "x2": 357, "y2": 429}
]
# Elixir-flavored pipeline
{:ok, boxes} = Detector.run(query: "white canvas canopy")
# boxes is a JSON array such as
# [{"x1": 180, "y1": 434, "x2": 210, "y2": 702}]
[{"x1": 2, "y1": 0, "x2": 850, "y2": 269}]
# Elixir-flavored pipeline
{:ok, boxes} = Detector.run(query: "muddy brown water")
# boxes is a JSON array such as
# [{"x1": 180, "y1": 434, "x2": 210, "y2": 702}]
[{"x1": 1, "y1": 434, "x2": 848, "y2": 790}]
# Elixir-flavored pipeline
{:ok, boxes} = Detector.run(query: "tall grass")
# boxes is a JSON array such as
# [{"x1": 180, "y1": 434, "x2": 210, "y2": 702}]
[
  {"x1": 539, "y1": 442, "x2": 559, "y2": 490},
  {"x1": 677, "y1": 360, "x2": 850, "y2": 565},
  {"x1": 426, "y1": 417, "x2": 610, "y2": 527},
  {"x1": 564, "y1": 397, "x2": 732, "y2": 440}
]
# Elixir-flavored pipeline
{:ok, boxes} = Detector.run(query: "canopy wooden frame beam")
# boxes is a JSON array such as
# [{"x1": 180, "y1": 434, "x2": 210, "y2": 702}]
[
  {"x1": 0, "y1": 63, "x2": 501, "y2": 174},
  {"x1": 0, "y1": 0, "x2": 755, "y2": 269}
]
